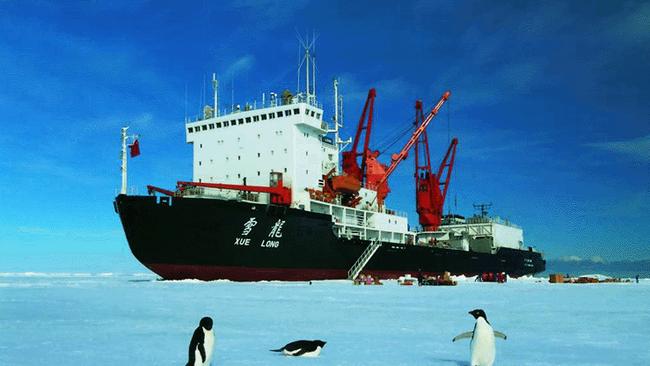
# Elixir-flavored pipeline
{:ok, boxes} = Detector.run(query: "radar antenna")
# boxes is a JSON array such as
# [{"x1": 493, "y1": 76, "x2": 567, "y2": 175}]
[{"x1": 473, "y1": 203, "x2": 493, "y2": 217}]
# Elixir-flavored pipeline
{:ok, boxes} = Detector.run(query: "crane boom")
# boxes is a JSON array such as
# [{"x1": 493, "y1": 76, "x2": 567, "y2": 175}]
[
  {"x1": 375, "y1": 90, "x2": 451, "y2": 188},
  {"x1": 341, "y1": 88, "x2": 376, "y2": 184}
]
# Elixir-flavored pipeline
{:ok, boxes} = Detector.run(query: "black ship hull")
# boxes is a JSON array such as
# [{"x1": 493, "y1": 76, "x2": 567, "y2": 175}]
[{"x1": 114, "y1": 194, "x2": 545, "y2": 281}]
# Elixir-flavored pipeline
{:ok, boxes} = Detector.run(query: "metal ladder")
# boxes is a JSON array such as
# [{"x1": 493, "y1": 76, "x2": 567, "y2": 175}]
[{"x1": 347, "y1": 240, "x2": 382, "y2": 280}]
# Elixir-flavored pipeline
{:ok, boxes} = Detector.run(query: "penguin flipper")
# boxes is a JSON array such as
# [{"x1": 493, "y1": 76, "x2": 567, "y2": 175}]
[
  {"x1": 269, "y1": 348, "x2": 283, "y2": 352},
  {"x1": 452, "y1": 331, "x2": 474, "y2": 342},
  {"x1": 493, "y1": 330, "x2": 507, "y2": 340}
]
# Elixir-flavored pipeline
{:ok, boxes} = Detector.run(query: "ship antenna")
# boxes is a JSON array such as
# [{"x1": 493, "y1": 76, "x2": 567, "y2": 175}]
[
  {"x1": 120, "y1": 126, "x2": 129, "y2": 195},
  {"x1": 184, "y1": 82, "x2": 188, "y2": 123},
  {"x1": 212, "y1": 73, "x2": 219, "y2": 117},
  {"x1": 312, "y1": 30, "x2": 318, "y2": 102}
]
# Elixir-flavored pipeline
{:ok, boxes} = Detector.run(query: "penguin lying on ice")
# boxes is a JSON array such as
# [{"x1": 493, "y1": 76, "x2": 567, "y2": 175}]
[
  {"x1": 186, "y1": 317, "x2": 215, "y2": 366},
  {"x1": 453, "y1": 309, "x2": 506, "y2": 366},
  {"x1": 270, "y1": 340, "x2": 327, "y2": 357}
]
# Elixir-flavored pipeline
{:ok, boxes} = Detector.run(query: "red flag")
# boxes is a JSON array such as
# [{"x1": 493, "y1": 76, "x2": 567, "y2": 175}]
[{"x1": 129, "y1": 139, "x2": 140, "y2": 157}]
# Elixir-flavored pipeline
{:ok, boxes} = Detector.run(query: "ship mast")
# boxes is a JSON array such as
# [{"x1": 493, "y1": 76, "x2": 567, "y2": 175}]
[
  {"x1": 120, "y1": 127, "x2": 128, "y2": 194},
  {"x1": 212, "y1": 73, "x2": 219, "y2": 117},
  {"x1": 297, "y1": 32, "x2": 317, "y2": 105}
]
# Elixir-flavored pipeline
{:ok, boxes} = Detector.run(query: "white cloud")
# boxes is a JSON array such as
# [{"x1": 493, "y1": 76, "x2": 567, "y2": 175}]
[
  {"x1": 222, "y1": 55, "x2": 256, "y2": 81},
  {"x1": 586, "y1": 134, "x2": 650, "y2": 162},
  {"x1": 557, "y1": 255, "x2": 607, "y2": 264}
]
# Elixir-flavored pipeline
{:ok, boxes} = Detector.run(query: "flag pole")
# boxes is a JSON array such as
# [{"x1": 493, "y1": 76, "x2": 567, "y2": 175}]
[{"x1": 120, "y1": 126, "x2": 129, "y2": 195}]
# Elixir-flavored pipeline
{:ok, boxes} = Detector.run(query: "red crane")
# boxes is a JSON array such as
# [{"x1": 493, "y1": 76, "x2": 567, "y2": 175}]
[
  {"x1": 176, "y1": 174, "x2": 292, "y2": 206},
  {"x1": 414, "y1": 100, "x2": 458, "y2": 231},
  {"x1": 341, "y1": 88, "x2": 377, "y2": 186},
  {"x1": 368, "y1": 90, "x2": 451, "y2": 207}
]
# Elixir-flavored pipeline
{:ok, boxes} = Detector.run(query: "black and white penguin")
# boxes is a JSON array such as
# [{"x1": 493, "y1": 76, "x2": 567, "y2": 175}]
[
  {"x1": 186, "y1": 317, "x2": 215, "y2": 366},
  {"x1": 452, "y1": 309, "x2": 507, "y2": 366},
  {"x1": 270, "y1": 340, "x2": 327, "y2": 357}
]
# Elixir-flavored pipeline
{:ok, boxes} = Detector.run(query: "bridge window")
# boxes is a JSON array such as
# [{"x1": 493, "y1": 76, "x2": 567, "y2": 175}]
[
  {"x1": 285, "y1": 109, "x2": 292, "y2": 116},
  {"x1": 316, "y1": 113, "x2": 321, "y2": 119},
  {"x1": 230, "y1": 120, "x2": 236, "y2": 126},
  {"x1": 261, "y1": 114, "x2": 267, "y2": 120},
  {"x1": 277, "y1": 111, "x2": 283, "y2": 117},
  {"x1": 188, "y1": 127, "x2": 193, "y2": 133},
  {"x1": 202, "y1": 125, "x2": 207, "y2": 130},
  {"x1": 216, "y1": 122, "x2": 222, "y2": 128},
  {"x1": 253, "y1": 115, "x2": 259, "y2": 122},
  {"x1": 269, "y1": 112, "x2": 276, "y2": 119},
  {"x1": 224, "y1": 121, "x2": 229, "y2": 127},
  {"x1": 209, "y1": 123, "x2": 214, "y2": 129},
  {"x1": 238, "y1": 119, "x2": 244, "y2": 125},
  {"x1": 246, "y1": 117, "x2": 251, "y2": 123},
  {"x1": 293, "y1": 108, "x2": 299, "y2": 114},
  {"x1": 310, "y1": 111, "x2": 315, "y2": 117}
]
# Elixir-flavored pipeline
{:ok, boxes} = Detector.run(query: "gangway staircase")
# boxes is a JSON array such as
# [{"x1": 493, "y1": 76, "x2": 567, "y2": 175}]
[{"x1": 347, "y1": 239, "x2": 383, "y2": 280}]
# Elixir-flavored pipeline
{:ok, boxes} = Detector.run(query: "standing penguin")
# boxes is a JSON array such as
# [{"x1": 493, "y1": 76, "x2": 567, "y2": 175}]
[
  {"x1": 270, "y1": 340, "x2": 326, "y2": 357},
  {"x1": 452, "y1": 309, "x2": 507, "y2": 366},
  {"x1": 186, "y1": 317, "x2": 215, "y2": 366}
]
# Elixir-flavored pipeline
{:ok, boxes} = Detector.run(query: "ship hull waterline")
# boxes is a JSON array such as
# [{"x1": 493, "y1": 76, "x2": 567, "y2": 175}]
[{"x1": 114, "y1": 194, "x2": 545, "y2": 281}]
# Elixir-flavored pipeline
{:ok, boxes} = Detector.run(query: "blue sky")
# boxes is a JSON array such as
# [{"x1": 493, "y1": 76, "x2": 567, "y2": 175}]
[{"x1": 0, "y1": 1, "x2": 648, "y2": 270}]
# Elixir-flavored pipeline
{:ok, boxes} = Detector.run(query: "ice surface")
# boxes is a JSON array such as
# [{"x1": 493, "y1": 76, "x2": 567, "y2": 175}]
[{"x1": 1, "y1": 273, "x2": 649, "y2": 365}]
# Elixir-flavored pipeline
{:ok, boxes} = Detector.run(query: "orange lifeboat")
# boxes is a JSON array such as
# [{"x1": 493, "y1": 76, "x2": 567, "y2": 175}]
[{"x1": 330, "y1": 175, "x2": 361, "y2": 194}]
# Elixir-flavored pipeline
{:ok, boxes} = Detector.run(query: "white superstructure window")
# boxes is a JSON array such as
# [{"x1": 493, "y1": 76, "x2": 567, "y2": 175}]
[
  {"x1": 293, "y1": 108, "x2": 299, "y2": 114},
  {"x1": 246, "y1": 117, "x2": 251, "y2": 123},
  {"x1": 277, "y1": 111, "x2": 283, "y2": 117},
  {"x1": 253, "y1": 116, "x2": 259, "y2": 122}
]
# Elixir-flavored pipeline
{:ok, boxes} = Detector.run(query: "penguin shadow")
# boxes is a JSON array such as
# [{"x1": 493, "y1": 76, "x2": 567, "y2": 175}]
[{"x1": 430, "y1": 358, "x2": 469, "y2": 366}]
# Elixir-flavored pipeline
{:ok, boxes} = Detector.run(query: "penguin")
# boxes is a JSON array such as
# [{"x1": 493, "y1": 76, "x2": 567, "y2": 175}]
[
  {"x1": 452, "y1": 309, "x2": 507, "y2": 366},
  {"x1": 270, "y1": 340, "x2": 327, "y2": 357},
  {"x1": 186, "y1": 317, "x2": 215, "y2": 366}
]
